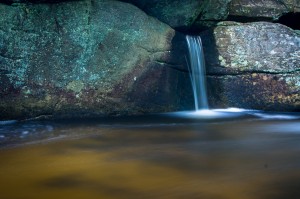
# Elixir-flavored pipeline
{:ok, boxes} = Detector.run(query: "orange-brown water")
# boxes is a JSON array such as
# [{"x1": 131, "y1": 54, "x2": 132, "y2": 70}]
[{"x1": 0, "y1": 117, "x2": 300, "y2": 199}]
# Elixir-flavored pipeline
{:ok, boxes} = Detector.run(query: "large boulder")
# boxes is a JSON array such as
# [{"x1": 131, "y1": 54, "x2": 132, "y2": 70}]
[
  {"x1": 228, "y1": 0, "x2": 300, "y2": 21},
  {"x1": 201, "y1": 22, "x2": 300, "y2": 111},
  {"x1": 0, "y1": 0, "x2": 191, "y2": 120},
  {"x1": 121, "y1": 0, "x2": 232, "y2": 31},
  {"x1": 192, "y1": 0, "x2": 232, "y2": 30},
  {"x1": 121, "y1": 0, "x2": 300, "y2": 32},
  {"x1": 121, "y1": 0, "x2": 204, "y2": 31}
]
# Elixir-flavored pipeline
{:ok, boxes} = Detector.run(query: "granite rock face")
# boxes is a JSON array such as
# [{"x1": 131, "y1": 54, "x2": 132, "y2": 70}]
[
  {"x1": 228, "y1": 0, "x2": 300, "y2": 20},
  {"x1": 121, "y1": 0, "x2": 300, "y2": 32},
  {"x1": 201, "y1": 22, "x2": 300, "y2": 111},
  {"x1": 121, "y1": 0, "x2": 204, "y2": 30},
  {"x1": 0, "y1": 0, "x2": 191, "y2": 120},
  {"x1": 3, "y1": 0, "x2": 300, "y2": 32},
  {"x1": 121, "y1": 0, "x2": 232, "y2": 31},
  {"x1": 192, "y1": 0, "x2": 232, "y2": 30}
]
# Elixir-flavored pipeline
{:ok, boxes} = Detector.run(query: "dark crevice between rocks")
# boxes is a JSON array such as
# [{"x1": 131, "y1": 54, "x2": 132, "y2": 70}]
[
  {"x1": 179, "y1": 23, "x2": 219, "y2": 35},
  {"x1": 0, "y1": 0, "x2": 81, "y2": 5},
  {"x1": 153, "y1": 61, "x2": 189, "y2": 73},
  {"x1": 0, "y1": 52, "x2": 23, "y2": 60},
  {"x1": 207, "y1": 69, "x2": 300, "y2": 77},
  {"x1": 174, "y1": 26, "x2": 201, "y2": 35},
  {"x1": 168, "y1": 31, "x2": 189, "y2": 73},
  {"x1": 226, "y1": 13, "x2": 300, "y2": 30},
  {"x1": 21, "y1": 114, "x2": 54, "y2": 121},
  {"x1": 226, "y1": 15, "x2": 273, "y2": 23},
  {"x1": 275, "y1": 13, "x2": 300, "y2": 30}
]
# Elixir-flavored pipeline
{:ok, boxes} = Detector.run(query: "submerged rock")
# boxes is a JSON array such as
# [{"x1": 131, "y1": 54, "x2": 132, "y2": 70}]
[
  {"x1": 0, "y1": 0, "x2": 191, "y2": 120},
  {"x1": 202, "y1": 22, "x2": 300, "y2": 111}
]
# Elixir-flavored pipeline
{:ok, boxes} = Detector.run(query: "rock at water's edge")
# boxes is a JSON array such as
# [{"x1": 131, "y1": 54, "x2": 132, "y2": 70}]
[
  {"x1": 0, "y1": 1, "x2": 192, "y2": 120},
  {"x1": 201, "y1": 22, "x2": 300, "y2": 111}
]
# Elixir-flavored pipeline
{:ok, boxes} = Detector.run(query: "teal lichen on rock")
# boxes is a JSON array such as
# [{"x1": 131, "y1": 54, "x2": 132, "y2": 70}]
[
  {"x1": 66, "y1": 81, "x2": 84, "y2": 93},
  {"x1": 0, "y1": 0, "x2": 191, "y2": 119}
]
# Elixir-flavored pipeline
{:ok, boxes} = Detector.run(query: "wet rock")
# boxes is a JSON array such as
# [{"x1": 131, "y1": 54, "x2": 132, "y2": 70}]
[
  {"x1": 207, "y1": 73, "x2": 300, "y2": 111},
  {"x1": 202, "y1": 22, "x2": 300, "y2": 111},
  {"x1": 0, "y1": 1, "x2": 191, "y2": 120}
]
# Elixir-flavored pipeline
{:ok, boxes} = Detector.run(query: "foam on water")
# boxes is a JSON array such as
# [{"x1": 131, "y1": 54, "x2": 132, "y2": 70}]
[
  {"x1": 251, "y1": 113, "x2": 300, "y2": 120},
  {"x1": 0, "y1": 120, "x2": 17, "y2": 125},
  {"x1": 166, "y1": 108, "x2": 253, "y2": 119},
  {"x1": 166, "y1": 108, "x2": 300, "y2": 120}
]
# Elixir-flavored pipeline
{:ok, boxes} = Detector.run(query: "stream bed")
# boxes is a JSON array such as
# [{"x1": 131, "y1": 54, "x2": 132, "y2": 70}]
[{"x1": 0, "y1": 109, "x2": 300, "y2": 199}]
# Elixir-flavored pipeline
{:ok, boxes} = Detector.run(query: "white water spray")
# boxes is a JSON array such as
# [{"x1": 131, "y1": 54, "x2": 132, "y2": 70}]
[{"x1": 169, "y1": 36, "x2": 299, "y2": 119}]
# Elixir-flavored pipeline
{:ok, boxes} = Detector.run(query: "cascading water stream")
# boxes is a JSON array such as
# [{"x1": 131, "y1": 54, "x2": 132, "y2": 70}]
[
  {"x1": 182, "y1": 36, "x2": 295, "y2": 119},
  {"x1": 186, "y1": 35, "x2": 209, "y2": 110}
]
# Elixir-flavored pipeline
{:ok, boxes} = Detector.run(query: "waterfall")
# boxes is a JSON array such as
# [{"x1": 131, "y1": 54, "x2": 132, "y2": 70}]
[{"x1": 186, "y1": 35, "x2": 209, "y2": 110}]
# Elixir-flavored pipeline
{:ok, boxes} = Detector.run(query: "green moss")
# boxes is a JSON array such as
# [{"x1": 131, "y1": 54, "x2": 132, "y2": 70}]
[{"x1": 66, "y1": 81, "x2": 85, "y2": 93}]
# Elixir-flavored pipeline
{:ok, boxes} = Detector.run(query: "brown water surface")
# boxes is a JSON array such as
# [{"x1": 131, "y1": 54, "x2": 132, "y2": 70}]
[{"x1": 0, "y1": 115, "x2": 300, "y2": 199}]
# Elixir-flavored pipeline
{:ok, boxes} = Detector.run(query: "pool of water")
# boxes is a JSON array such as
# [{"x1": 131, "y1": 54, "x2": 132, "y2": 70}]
[{"x1": 0, "y1": 109, "x2": 300, "y2": 199}]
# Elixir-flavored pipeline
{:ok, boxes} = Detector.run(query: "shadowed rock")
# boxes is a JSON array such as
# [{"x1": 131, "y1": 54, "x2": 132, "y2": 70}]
[
  {"x1": 120, "y1": 0, "x2": 232, "y2": 32},
  {"x1": 120, "y1": 0, "x2": 300, "y2": 32}
]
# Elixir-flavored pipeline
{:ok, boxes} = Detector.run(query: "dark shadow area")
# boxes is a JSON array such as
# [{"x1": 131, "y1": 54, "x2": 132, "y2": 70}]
[
  {"x1": 260, "y1": 174, "x2": 300, "y2": 199},
  {"x1": 0, "y1": 0, "x2": 81, "y2": 5},
  {"x1": 198, "y1": 29, "x2": 226, "y2": 108},
  {"x1": 226, "y1": 15, "x2": 273, "y2": 23},
  {"x1": 118, "y1": 30, "x2": 193, "y2": 112},
  {"x1": 227, "y1": 13, "x2": 300, "y2": 30},
  {"x1": 40, "y1": 173, "x2": 222, "y2": 199},
  {"x1": 42, "y1": 173, "x2": 87, "y2": 189},
  {"x1": 275, "y1": 12, "x2": 300, "y2": 30},
  {"x1": 182, "y1": 24, "x2": 217, "y2": 35},
  {"x1": 169, "y1": 31, "x2": 189, "y2": 72},
  {"x1": 40, "y1": 174, "x2": 147, "y2": 199},
  {"x1": 170, "y1": 31, "x2": 194, "y2": 110}
]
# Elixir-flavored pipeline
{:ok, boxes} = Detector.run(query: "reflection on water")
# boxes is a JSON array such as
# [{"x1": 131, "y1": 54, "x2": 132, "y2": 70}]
[{"x1": 0, "y1": 111, "x2": 300, "y2": 199}]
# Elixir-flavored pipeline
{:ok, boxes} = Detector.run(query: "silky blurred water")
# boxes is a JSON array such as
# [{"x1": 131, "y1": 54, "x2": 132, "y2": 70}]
[{"x1": 0, "y1": 110, "x2": 300, "y2": 199}]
